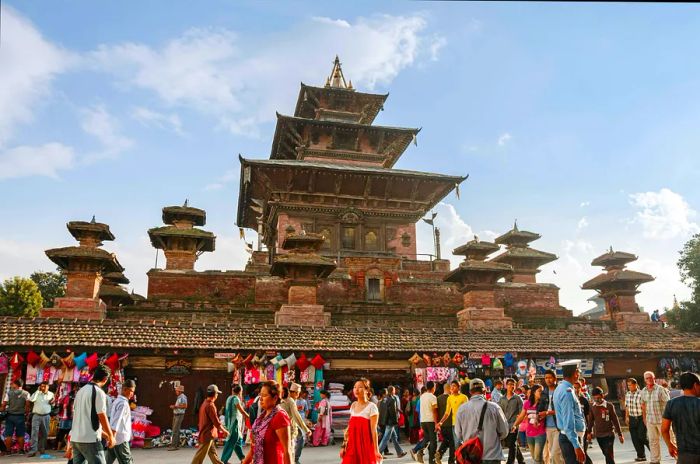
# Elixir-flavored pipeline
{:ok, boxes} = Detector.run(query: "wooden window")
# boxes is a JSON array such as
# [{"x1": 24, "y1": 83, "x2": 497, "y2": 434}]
[
  {"x1": 342, "y1": 227, "x2": 356, "y2": 249},
  {"x1": 367, "y1": 278, "x2": 381, "y2": 301},
  {"x1": 319, "y1": 227, "x2": 332, "y2": 251},
  {"x1": 365, "y1": 230, "x2": 378, "y2": 251}
]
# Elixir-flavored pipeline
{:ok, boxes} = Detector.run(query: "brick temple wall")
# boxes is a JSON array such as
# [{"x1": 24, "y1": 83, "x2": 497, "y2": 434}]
[{"x1": 496, "y1": 283, "x2": 572, "y2": 318}]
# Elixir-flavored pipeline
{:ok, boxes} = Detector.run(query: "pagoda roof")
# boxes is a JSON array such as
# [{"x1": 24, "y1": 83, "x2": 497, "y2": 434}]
[
  {"x1": 281, "y1": 232, "x2": 325, "y2": 251},
  {"x1": 294, "y1": 83, "x2": 388, "y2": 125},
  {"x1": 591, "y1": 250, "x2": 638, "y2": 267},
  {"x1": 494, "y1": 226, "x2": 541, "y2": 246},
  {"x1": 1, "y1": 316, "x2": 697, "y2": 354},
  {"x1": 147, "y1": 226, "x2": 215, "y2": 252},
  {"x1": 269, "y1": 253, "x2": 337, "y2": 278},
  {"x1": 99, "y1": 283, "x2": 133, "y2": 301},
  {"x1": 490, "y1": 247, "x2": 557, "y2": 265},
  {"x1": 582, "y1": 270, "x2": 654, "y2": 290},
  {"x1": 103, "y1": 272, "x2": 130, "y2": 285},
  {"x1": 67, "y1": 220, "x2": 115, "y2": 242},
  {"x1": 270, "y1": 113, "x2": 419, "y2": 167},
  {"x1": 162, "y1": 205, "x2": 206, "y2": 226},
  {"x1": 45, "y1": 246, "x2": 123, "y2": 272},
  {"x1": 452, "y1": 239, "x2": 500, "y2": 258},
  {"x1": 443, "y1": 260, "x2": 513, "y2": 283},
  {"x1": 236, "y1": 157, "x2": 466, "y2": 229}
]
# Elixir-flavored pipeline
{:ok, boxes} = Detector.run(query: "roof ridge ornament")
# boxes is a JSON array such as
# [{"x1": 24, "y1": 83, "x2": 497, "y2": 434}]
[{"x1": 325, "y1": 55, "x2": 352, "y2": 90}]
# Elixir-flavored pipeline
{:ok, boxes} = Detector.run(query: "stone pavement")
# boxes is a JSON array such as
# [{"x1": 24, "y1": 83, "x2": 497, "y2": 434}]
[{"x1": 0, "y1": 435, "x2": 677, "y2": 464}]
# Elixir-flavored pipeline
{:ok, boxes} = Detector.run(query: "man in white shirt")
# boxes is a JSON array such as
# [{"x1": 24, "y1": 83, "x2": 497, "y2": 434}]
[
  {"x1": 411, "y1": 381, "x2": 439, "y2": 464},
  {"x1": 168, "y1": 385, "x2": 188, "y2": 450},
  {"x1": 70, "y1": 365, "x2": 116, "y2": 464},
  {"x1": 27, "y1": 381, "x2": 55, "y2": 457},
  {"x1": 107, "y1": 380, "x2": 136, "y2": 464}
]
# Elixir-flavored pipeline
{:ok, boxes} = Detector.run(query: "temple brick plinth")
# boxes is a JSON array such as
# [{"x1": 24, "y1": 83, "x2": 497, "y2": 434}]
[
  {"x1": 275, "y1": 304, "x2": 331, "y2": 326},
  {"x1": 457, "y1": 307, "x2": 513, "y2": 330}
]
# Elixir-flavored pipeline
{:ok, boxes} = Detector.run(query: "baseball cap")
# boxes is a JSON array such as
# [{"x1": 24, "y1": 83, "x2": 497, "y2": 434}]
[
  {"x1": 289, "y1": 383, "x2": 301, "y2": 393},
  {"x1": 469, "y1": 378, "x2": 485, "y2": 390},
  {"x1": 207, "y1": 384, "x2": 222, "y2": 394}
]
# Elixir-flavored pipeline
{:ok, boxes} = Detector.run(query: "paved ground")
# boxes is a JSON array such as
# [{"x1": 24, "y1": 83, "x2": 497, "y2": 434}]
[{"x1": 1, "y1": 434, "x2": 676, "y2": 464}]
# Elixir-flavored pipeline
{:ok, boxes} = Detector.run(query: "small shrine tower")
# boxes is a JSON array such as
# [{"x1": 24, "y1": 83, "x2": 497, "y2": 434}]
[
  {"x1": 99, "y1": 271, "x2": 134, "y2": 308},
  {"x1": 148, "y1": 202, "x2": 215, "y2": 270},
  {"x1": 582, "y1": 248, "x2": 657, "y2": 330},
  {"x1": 444, "y1": 236, "x2": 514, "y2": 329},
  {"x1": 270, "y1": 232, "x2": 336, "y2": 326},
  {"x1": 43, "y1": 218, "x2": 123, "y2": 319},
  {"x1": 491, "y1": 222, "x2": 557, "y2": 283}
]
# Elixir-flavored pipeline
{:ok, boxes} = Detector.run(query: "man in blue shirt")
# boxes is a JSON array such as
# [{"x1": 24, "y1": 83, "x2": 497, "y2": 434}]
[{"x1": 554, "y1": 361, "x2": 586, "y2": 464}]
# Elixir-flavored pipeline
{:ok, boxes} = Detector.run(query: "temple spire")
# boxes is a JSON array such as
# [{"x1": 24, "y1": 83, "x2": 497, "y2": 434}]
[{"x1": 325, "y1": 55, "x2": 352, "y2": 90}]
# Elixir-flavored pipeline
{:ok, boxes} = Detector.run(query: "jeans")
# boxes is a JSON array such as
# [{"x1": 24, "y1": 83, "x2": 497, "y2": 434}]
[
  {"x1": 628, "y1": 416, "x2": 648, "y2": 459},
  {"x1": 72, "y1": 441, "x2": 107, "y2": 464},
  {"x1": 420, "y1": 423, "x2": 437, "y2": 464},
  {"x1": 518, "y1": 430, "x2": 527, "y2": 448},
  {"x1": 4, "y1": 414, "x2": 26, "y2": 438},
  {"x1": 295, "y1": 431, "x2": 305, "y2": 463},
  {"x1": 437, "y1": 425, "x2": 455, "y2": 464},
  {"x1": 527, "y1": 434, "x2": 547, "y2": 464},
  {"x1": 596, "y1": 436, "x2": 615, "y2": 464},
  {"x1": 106, "y1": 442, "x2": 134, "y2": 464},
  {"x1": 378, "y1": 425, "x2": 404, "y2": 455},
  {"x1": 30, "y1": 414, "x2": 50, "y2": 452},
  {"x1": 172, "y1": 414, "x2": 185, "y2": 448},
  {"x1": 558, "y1": 433, "x2": 582, "y2": 464},
  {"x1": 220, "y1": 426, "x2": 245, "y2": 463},
  {"x1": 505, "y1": 431, "x2": 525, "y2": 464}
]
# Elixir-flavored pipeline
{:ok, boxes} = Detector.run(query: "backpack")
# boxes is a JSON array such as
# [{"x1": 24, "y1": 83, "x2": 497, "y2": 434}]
[{"x1": 456, "y1": 402, "x2": 488, "y2": 464}]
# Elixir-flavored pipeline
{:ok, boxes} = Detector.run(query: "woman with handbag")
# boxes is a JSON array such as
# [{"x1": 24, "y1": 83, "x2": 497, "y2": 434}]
[{"x1": 340, "y1": 378, "x2": 382, "y2": 464}]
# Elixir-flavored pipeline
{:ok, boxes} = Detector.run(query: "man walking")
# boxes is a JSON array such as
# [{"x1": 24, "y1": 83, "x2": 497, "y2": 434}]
[
  {"x1": 107, "y1": 380, "x2": 136, "y2": 464},
  {"x1": 435, "y1": 383, "x2": 452, "y2": 464},
  {"x1": 192, "y1": 384, "x2": 229, "y2": 464},
  {"x1": 378, "y1": 386, "x2": 407, "y2": 459},
  {"x1": 169, "y1": 385, "x2": 188, "y2": 451},
  {"x1": 281, "y1": 383, "x2": 311, "y2": 464},
  {"x1": 539, "y1": 369, "x2": 563, "y2": 464},
  {"x1": 587, "y1": 387, "x2": 624, "y2": 464},
  {"x1": 500, "y1": 378, "x2": 525, "y2": 464},
  {"x1": 411, "y1": 381, "x2": 439, "y2": 464},
  {"x1": 553, "y1": 361, "x2": 586, "y2": 464},
  {"x1": 27, "y1": 381, "x2": 54, "y2": 457},
  {"x1": 454, "y1": 378, "x2": 509, "y2": 464},
  {"x1": 437, "y1": 381, "x2": 468, "y2": 464},
  {"x1": 624, "y1": 378, "x2": 648, "y2": 462},
  {"x1": 70, "y1": 364, "x2": 116, "y2": 464},
  {"x1": 641, "y1": 370, "x2": 670, "y2": 464},
  {"x1": 661, "y1": 372, "x2": 700, "y2": 464},
  {"x1": 491, "y1": 380, "x2": 504, "y2": 404},
  {"x1": 1, "y1": 379, "x2": 30, "y2": 454}
]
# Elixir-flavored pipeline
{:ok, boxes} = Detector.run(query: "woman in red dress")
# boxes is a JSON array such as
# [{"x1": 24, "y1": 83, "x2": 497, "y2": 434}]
[
  {"x1": 242, "y1": 380, "x2": 292, "y2": 464},
  {"x1": 340, "y1": 378, "x2": 383, "y2": 464}
]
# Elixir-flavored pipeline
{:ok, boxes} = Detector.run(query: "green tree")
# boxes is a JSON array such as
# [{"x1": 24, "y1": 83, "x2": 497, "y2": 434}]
[
  {"x1": 0, "y1": 276, "x2": 43, "y2": 317},
  {"x1": 669, "y1": 232, "x2": 700, "y2": 332},
  {"x1": 30, "y1": 271, "x2": 66, "y2": 308}
]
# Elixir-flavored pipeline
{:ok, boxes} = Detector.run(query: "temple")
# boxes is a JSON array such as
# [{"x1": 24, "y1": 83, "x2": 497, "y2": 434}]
[{"x1": 0, "y1": 56, "x2": 696, "y2": 432}]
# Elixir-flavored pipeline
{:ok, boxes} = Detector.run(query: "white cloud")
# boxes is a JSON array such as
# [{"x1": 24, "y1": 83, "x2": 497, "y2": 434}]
[
  {"x1": 80, "y1": 105, "x2": 134, "y2": 160},
  {"x1": 0, "y1": 143, "x2": 75, "y2": 180},
  {"x1": 90, "y1": 14, "x2": 445, "y2": 136},
  {"x1": 629, "y1": 188, "x2": 699, "y2": 239},
  {"x1": 577, "y1": 217, "x2": 589, "y2": 229},
  {"x1": 579, "y1": 201, "x2": 590, "y2": 207},
  {"x1": 131, "y1": 106, "x2": 184, "y2": 135},
  {"x1": 0, "y1": 238, "x2": 56, "y2": 285},
  {"x1": 497, "y1": 133, "x2": 512, "y2": 146},
  {"x1": 196, "y1": 233, "x2": 251, "y2": 272},
  {"x1": 204, "y1": 169, "x2": 238, "y2": 191},
  {"x1": 633, "y1": 256, "x2": 690, "y2": 313},
  {"x1": 0, "y1": 5, "x2": 74, "y2": 147}
]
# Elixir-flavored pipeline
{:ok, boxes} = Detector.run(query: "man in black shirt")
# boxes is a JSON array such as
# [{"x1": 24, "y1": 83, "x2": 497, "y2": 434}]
[
  {"x1": 378, "y1": 386, "x2": 406, "y2": 458},
  {"x1": 574, "y1": 381, "x2": 593, "y2": 464},
  {"x1": 662, "y1": 372, "x2": 700, "y2": 464}
]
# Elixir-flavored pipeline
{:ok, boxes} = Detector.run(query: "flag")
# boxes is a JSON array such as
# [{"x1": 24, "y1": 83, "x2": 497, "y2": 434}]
[
  {"x1": 455, "y1": 183, "x2": 460, "y2": 200},
  {"x1": 422, "y1": 218, "x2": 433, "y2": 226},
  {"x1": 244, "y1": 241, "x2": 253, "y2": 254},
  {"x1": 412, "y1": 133, "x2": 418, "y2": 146},
  {"x1": 239, "y1": 228, "x2": 245, "y2": 240}
]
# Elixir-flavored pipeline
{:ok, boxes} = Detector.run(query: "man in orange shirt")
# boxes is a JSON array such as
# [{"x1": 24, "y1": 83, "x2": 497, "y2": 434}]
[{"x1": 191, "y1": 385, "x2": 229, "y2": 464}]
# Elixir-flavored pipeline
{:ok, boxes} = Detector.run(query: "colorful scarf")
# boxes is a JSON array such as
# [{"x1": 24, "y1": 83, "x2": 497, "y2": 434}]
[{"x1": 252, "y1": 405, "x2": 281, "y2": 464}]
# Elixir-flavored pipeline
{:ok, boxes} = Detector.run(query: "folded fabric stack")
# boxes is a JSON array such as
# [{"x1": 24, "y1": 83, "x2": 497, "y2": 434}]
[{"x1": 328, "y1": 382, "x2": 349, "y2": 408}]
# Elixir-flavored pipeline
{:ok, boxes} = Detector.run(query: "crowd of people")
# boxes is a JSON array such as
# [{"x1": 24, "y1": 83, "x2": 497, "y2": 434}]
[{"x1": 1, "y1": 362, "x2": 699, "y2": 464}]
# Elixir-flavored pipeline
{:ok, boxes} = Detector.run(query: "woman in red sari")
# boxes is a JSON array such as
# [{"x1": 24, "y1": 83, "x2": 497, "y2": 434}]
[
  {"x1": 242, "y1": 380, "x2": 292, "y2": 464},
  {"x1": 340, "y1": 378, "x2": 382, "y2": 464}
]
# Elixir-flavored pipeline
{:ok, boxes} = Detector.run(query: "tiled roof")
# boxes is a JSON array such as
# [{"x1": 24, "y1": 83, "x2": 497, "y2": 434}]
[
  {"x1": 582, "y1": 270, "x2": 655, "y2": 290},
  {"x1": 0, "y1": 317, "x2": 697, "y2": 354}
]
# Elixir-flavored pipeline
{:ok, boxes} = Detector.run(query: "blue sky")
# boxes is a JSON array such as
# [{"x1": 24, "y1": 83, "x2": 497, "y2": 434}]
[{"x1": 2, "y1": 2, "x2": 700, "y2": 314}]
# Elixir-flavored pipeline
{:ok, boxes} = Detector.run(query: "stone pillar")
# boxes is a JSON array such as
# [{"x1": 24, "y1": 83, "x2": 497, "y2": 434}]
[{"x1": 164, "y1": 250, "x2": 197, "y2": 270}]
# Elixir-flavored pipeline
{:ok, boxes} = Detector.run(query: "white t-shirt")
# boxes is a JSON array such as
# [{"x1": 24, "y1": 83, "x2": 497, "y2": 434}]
[
  {"x1": 70, "y1": 383, "x2": 107, "y2": 443},
  {"x1": 420, "y1": 392, "x2": 438, "y2": 423},
  {"x1": 351, "y1": 401, "x2": 379, "y2": 419}
]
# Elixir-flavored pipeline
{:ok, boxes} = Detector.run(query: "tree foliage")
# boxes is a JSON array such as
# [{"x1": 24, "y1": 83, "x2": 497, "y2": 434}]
[
  {"x1": 30, "y1": 271, "x2": 66, "y2": 308},
  {"x1": 0, "y1": 277, "x2": 43, "y2": 317},
  {"x1": 670, "y1": 233, "x2": 700, "y2": 332}
]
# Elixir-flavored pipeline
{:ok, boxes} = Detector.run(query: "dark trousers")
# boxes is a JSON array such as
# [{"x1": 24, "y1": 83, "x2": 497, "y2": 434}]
[
  {"x1": 558, "y1": 433, "x2": 582, "y2": 464},
  {"x1": 418, "y1": 423, "x2": 437, "y2": 464},
  {"x1": 596, "y1": 436, "x2": 615, "y2": 464},
  {"x1": 505, "y1": 431, "x2": 525, "y2": 464},
  {"x1": 437, "y1": 425, "x2": 455, "y2": 464},
  {"x1": 106, "y1": 442, "x2": 134, "y2": 464},
  {"x1": 628, "y1": 416, "x2": 648, "y2": 459}
]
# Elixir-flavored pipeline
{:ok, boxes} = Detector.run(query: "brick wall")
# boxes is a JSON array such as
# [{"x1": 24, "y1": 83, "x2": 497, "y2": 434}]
[{"x1": 147, "y1": 270, "x2": 256, "y2": 304}]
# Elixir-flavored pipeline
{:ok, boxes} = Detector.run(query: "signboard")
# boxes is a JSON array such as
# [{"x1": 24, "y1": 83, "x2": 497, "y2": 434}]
[
  {"x1": 165, "y1": 359, "x2": 192, "y2": 377},
  {"x1": 214, "y1": 353, "x2": 237, "y2": 359}
]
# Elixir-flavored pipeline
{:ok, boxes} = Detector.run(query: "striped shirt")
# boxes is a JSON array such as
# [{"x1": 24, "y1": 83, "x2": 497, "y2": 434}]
[
  {"x1": 641, "y1": 384, "x2": 669, "y2": 425},
  {"x1": 625, "y1": 389, "x2": 643, "y2": 417}
]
